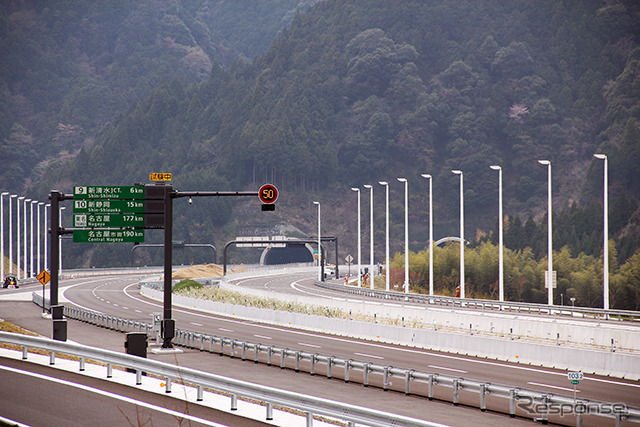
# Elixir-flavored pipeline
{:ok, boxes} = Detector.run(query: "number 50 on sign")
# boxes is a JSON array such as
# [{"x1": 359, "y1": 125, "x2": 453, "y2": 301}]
[{"x1": 259, "y1": 184, "x2": 278, "y2": 204}]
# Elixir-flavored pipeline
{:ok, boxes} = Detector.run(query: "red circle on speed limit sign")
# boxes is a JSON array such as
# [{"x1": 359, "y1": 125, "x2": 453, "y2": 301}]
[{"x1": 259, "y1": 184, "x2": 278, "y2": 204}]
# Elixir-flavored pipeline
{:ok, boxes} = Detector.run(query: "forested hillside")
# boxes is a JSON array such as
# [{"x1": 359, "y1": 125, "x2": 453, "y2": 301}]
[
  {"x1": 0, "y1": 0, "x2": 314, "y2": 192},
  {"x1": 2, "y1": 1, "x2": 640, "y2": 308}
]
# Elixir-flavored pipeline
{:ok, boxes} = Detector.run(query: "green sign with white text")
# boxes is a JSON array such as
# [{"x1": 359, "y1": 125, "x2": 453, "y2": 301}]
[
  {"x1": 73, "y1": 213, "x2": 145, "y2": 228},
  {"x1": 73, "y1": 186, "x2": 144, "y2": 199},
  {"x1": 73, "y1": 199, "x2": 146, "y2": 213},
  {"x1": 73, "y1": 229, "x2": 144, "y2": 243}
]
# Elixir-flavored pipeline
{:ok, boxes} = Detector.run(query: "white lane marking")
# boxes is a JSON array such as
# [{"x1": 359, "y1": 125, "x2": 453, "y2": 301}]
[
  {"x1": 122, "y1": 307, "x2": 129, "y2": 310},
  {"x1": 0, "y1": 365, "x2": 228, "y2": 427},
  {"x1": 527, "y1": 382, "x2": 579, "y2": 393},
  {"x1": 354, "y1": 352, "x2": 384, "y2": 360},
  {"x1": 428, "y1": 365, "x2": 468, "y2": 373},
  {"x1": 298, "y1": 342, "x2": 321, "y2": 349},
  {"x1": 113, "y1": 304, "x2": 119, "y2": 307},
  {"x1": 254, "y1": 334, "x2": 272, "y2": 340},
  {"x1": 124, "y1": 284, "x2": 640, "y2": 390},
  {"x1": 290, "y1": 281, "x2": 347, "y2": 301},
  {"x1": 218, "y1": 328, "x2": 233, "y2": 332},
  {"x1": 134, "y1": 310, "x2": 142, "y2": 314},
  {"x1": 61, "y1": 278, "x2": 119, "y2": 313},
  {"x1": 190, "y1": 322, "x2": 203, "y2": 327}
]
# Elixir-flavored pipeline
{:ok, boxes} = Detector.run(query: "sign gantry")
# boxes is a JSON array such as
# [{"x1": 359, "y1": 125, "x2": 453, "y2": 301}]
[{"x1": 49, "y1": 181, "x2": 278, "y2": 348}]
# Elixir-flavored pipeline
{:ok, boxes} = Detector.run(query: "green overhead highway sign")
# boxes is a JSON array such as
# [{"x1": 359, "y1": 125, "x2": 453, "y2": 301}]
[
  {"x1": 73, "y1": 229, "x2": 144, "y2": 243},
  {"x1": 74, "y1": 185, "x2": 145, "y2": 199},
  {"x1": 74, "y1": 213, "x2": 145, "y2": 228},
  {"x1": 73, "y1": 199, "x2": 145, "y2": 213}
]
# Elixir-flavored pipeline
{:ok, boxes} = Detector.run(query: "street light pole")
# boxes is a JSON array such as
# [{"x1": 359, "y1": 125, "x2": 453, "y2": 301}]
[
  {"x1": 17, "y1": 196, "x2": 24, "y2": 279},
  {"x1": 490, "y1": 165, "x2": 504, "y2": 302},
  {"x1": 1, "y1": 192, "x2": 8, "y2": 280},
  {"x1": 397, "y1": 178, "x2": 409, "y2": 293},
  {"x1": 451, "y1": 170, "x2": 464, "y2": 299},
  {"x1": 45, "y1": 204, "x2": 50, "y2": 273},
  {"x1": 351, "y1": 188, "x2": 362, "y2": 287},
  {"x1": 594, "y1": 153, "x2": 609, "y2": 310},
  {"x1": 363, "y1": 184, "x2": 374, "y2": 289},
  {"x1": 30, "y1": 200, "x2": 36, "y2": 277},
  {"x1": 420, "y1": 174, "x2": 434, "y2": 296},
  {"x1": 23, "y1": 198, "x2": 30, "y2": 278},
  {"x1": 9, "y1": 195, "x2": 17, "y2": 276},
  {"x1": 59, "y1": 206, "x2": 65, "y2": 277},
  {"x1": 538, "y1": 160, "x2": 553, "y2": 305},
  {"x1": 378, "y1": 181, "x2": 390, "y2": 292},
  {"x1": 37, "y1": 202, "x2": 43, "y2": 275},
  {"x1": 313, "y1": 201, "x2": 322, "y2": 282}
]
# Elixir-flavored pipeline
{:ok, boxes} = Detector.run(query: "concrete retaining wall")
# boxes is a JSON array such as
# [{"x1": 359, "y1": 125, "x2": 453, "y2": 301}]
[{"x1": 220, "y1": 277, "x2": 640, "y2": 353}]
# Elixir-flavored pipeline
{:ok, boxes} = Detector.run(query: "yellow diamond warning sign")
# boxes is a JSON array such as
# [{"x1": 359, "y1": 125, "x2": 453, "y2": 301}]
[{"x1": 36, "y1": 270, "x2": 51, "y2": 286}]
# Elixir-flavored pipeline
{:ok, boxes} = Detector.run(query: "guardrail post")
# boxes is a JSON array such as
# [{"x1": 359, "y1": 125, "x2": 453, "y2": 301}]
[
  {"x1": 209, "y1": 336, "x2": 214, "y2": 353},
  {"x1": 363, "y1": 363, "x2": 370, "y2": 387},
  {"x1": 230, "y1": 340, "x2": 235, "y2": 358},
  {"x1": 540, "y1": 395, "x2": 549, "y2": 424},
  {"x1": 79, "y1": 357, "x2": 85, "y2": 372},
  {"x1": 165, "y1": 377, "x2": 172, "y2": 393},
  {"x1": 267, "y1": 346, "x2": 272, "y2": 366},
  {"x1": 49, "y1": 351, "x2": 55, "y2": 365},
  {"x1": 219, "y1": 338, "x2": 224, "y2": 356},
  {"x1": 197, "y1": 385, "x2": 203, "y2": 402},
  {"x1": 480, "y1": 384, "x2": 487, "y2": 411},
  {"x1": 509, "y1": 389, "x2": 517, "y2": 417},
  {"x1": 22, "y1": 346, "x2": 28, "y2": 360},
  {"x1": 452, "y1": 379, "x2": 459, "y2": 405},
  {"x1": 344, "y1": 360, "x2": 350, "y2": 383},
  {"x1": 405, "y1": 370, "x2": 413, "y2": 395},
  {"x1": 107, "y1": 363, "x2": 113, "y2": 378},
  {"x1": 306, "y1": 412, "x2": 313, "y2": 427},
  {"x1": 295, "y1": 351, "x2": 300, "y2": 372},
  {"x1": 200, "y1": 334, "x2": 205, "y2": 351},
  {"x1": 281, "y1": 349, "x2": 287, "y2": 369},
  {"x1": 327, "y1": 357, "x2": 333, "y2": 379},
  {"x1": 231, "y1": 394, "x2": 238, "y2": 411},
  {"x1": 254, "y1": 343, "x2": 260, "y2": 363},
  {"x1": 136, "y1": 370, "x2": 142, "y2": 385},
  {"x1": 241, "y1": 342, "x2": 247, "y2": 360},
  {"x1": 266, "y1": 402, "x2": 273, "y2": 420},
  {"x1": 310, "y1": 354, "x2": 316, "y2": 375},
  {"x1": 383, "y1": 367, "x2": 390, "y2": 390}
]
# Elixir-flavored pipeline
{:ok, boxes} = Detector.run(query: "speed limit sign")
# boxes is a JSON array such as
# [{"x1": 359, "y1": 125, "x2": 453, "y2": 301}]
[{"x1": 259, "y1": 184, "x2": 279, "y2": 204}]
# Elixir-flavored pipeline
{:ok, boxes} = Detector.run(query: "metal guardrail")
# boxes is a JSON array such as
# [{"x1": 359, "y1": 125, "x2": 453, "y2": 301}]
[
  {"x1": 15, "y1": 267, "x2": 164, "y2": 285},
  {"x1": 55, "y1": 301, "x2": 640, "y2": 426},
  {"x1": 317, "y1": 280, "x2": 640, "y2": 322},
  {"x1": 0, "y1": 331, "x2": 444, "y2": 427}
]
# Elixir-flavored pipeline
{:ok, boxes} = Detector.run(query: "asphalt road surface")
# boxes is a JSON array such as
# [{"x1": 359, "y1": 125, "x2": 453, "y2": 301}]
[{"x1": 2, "y1": 271, "x2": 639, "y2": 426}]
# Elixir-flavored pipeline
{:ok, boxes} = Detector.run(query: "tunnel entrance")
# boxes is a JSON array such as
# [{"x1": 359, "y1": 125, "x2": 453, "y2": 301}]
[{"x1": 261, "y1": 245, "x2": 313, "y2": 265}]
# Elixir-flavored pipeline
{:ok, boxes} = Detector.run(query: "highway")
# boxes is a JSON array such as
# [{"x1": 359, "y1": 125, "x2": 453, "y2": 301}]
[
  {"x1": 0, "y1": 356, "x2": 266, "y2": 427},
  {"x1": 2, "y1": 271, "x2": 639, "y2": 426},
  {"x1": 61, "y1": 273, "x2": 640, "y2": 406},
  {"x1": 222, "y1": 272, "x2": 640, "y2": 406}
]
